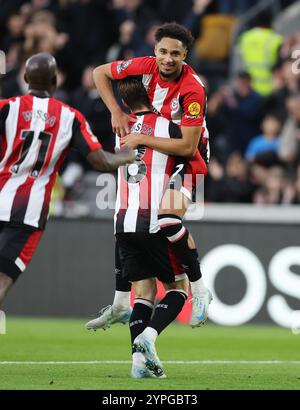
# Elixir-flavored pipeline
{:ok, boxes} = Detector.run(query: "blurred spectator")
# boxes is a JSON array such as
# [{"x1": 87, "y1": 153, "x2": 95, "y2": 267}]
[
  {"x1": 245, "y1": 113, "x2": 282, "y2": 164},
  {"x1": 238, "y1": 11, "x2": 283, "y2": 96},
  {"x1": 216, "y1": 0, "x2": 261, "y2": 15},
  {"x1": 72, "y1": 65, "x2": 113, "y2": 151},
  {"x1": 1, "y1": 61, "x2": 27, "y2": 98},
  {"x1": 279, "y1": 94, "x2": 300, "y2": 167},
  {"x1": 205, "y1": 153, "x2": 255, "y2": 203},
  {"x1": 208, "y1": 71, "x2": 263, "y2": 159}
]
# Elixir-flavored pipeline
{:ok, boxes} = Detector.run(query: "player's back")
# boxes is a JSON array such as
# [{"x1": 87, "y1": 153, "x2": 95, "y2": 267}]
[
  {"x1": 0, "y1": 93, "x2": 98, "y2": 229},
  {"x1": 114, "y1": 111, "x2": 180, "y2": 235}
]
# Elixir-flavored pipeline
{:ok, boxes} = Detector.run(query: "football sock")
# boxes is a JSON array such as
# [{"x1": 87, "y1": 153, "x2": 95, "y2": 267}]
[
  {"x1": 158, "y1": 214, "x2": 202, "y2": 282},
  {"x1": 130, "y1": 298, "x2": 154, "y2": 346},
  {"x1": 113, "y1": 290, "x2": 131, "y2": 309},
  {"x1": 190, "y1": 277, "x2": 207, "y2": 294},
  {"x1": 147, "y1": 290, "x2": 187, "y2": 335}
]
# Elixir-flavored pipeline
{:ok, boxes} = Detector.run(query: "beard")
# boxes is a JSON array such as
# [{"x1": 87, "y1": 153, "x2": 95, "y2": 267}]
[{"x1": 159, "y1": 68, "x2": 177, "y2": 79}]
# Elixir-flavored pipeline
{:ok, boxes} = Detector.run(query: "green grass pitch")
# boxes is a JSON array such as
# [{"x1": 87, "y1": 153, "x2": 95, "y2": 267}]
[{"x1": 0, "y1": 317, "x2": 300, "y2": 390}]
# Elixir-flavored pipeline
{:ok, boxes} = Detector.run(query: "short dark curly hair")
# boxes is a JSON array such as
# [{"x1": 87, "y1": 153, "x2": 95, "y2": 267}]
[{"x1": 155, "y1": 22, "x2": 194, "y2": 50}]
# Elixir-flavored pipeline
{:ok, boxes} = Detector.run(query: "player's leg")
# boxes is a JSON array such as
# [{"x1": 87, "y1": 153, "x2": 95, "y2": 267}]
[
  {"x1": 133, "y1": 277, "x2": 188, "y2": 378},
  {"x1": 0, "y1": 272, "x2": 13, "y2": 307},
  {"x1": 130, "y1": 278, "x2": 157, "y2": 378},
  {"x1": 85, "y1": 241, "x2": 132, "y2": 330},
  {"x1": 132, "y1": 236, "x2": 188, "y2": 378},
  {"x1": 0, "y1": 223, "x2": 43, "y2": 307},
  {"x1": 158, "y1": 187, "x2": 212, "y2": 327}
]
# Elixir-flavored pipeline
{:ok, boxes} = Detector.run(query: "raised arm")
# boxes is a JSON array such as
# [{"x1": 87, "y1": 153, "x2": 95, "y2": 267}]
[
  {"x1": 122, "y1": 125, "x2": 202, "y2": 158},
  {"x1": 93, "y1": 63, "x2": 131, "y2": 137},
  {"x1": 87, "y1": 146, "x2": 135, "y2": 172}
]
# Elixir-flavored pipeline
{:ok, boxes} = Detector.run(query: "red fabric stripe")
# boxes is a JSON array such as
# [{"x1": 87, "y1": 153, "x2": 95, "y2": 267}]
[
  {"x1": 40, "y1": 97, "x2": 63, "y2": 175},
  {"x1": 19, "y1": 229, "x2": 43, "y2": 265},
  {"x1": 0, "y1": 95, "x2": 33, "y2": 191},
  {"x1": 167, "y1": 244, "x2": 183, "y2": 277},
  {"x1": 139, "y1": 114, "x2": 156, "y2": 213},
  {"x1": 39, "y1": 146, "x2": 69, "y2": 228}
]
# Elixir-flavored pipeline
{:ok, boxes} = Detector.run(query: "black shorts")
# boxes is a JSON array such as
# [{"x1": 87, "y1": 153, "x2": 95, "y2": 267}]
[
  {"x1": 168, "y1": 154, "x2": 207, "y2": 203},
  {"x1": 0, "y1": 222, "x2": 43, "y2": 282},
  {"x1": 116, "y1": 232, "x2": 186, "y2": 284}
]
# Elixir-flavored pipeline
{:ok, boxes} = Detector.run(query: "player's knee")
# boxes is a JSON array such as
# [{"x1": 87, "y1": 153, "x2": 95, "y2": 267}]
[{"x1": 133, "y1": 278, "x2": 157, "y2": 302}]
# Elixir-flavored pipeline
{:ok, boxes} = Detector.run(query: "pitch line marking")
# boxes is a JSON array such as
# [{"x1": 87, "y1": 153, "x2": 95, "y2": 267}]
[{"x1": 0, "y1": 360, "x2": 300, "y2": 365}]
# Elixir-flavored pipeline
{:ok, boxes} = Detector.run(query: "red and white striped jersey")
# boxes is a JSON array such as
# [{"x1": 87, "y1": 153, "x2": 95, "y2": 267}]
[
  {"x1": 0, "y1": 93, "x2": 102, "y2": 229},
  {"x1": 114, "y1": 111, "x2": 181, "y2": 234},
  {"x1": 111, "y1": 56, "x2": 210, "y2": 162}
]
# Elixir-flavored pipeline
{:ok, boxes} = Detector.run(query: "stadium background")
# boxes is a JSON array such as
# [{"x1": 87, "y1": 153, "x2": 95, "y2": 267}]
[{"x1": 1, "y1": 0, "x2": 300, "y2": 391}]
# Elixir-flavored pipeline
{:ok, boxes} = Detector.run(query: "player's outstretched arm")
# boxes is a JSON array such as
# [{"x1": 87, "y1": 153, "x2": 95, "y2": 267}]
[
  {"x1": 93, "y1": 64, "x2": 131, "y2": 138},
  {"x1": 87, "y1": 146, "x2": 135, "y2": 172},
  {"x1": 122, "y1": 126, "x2": 202, "y2": 158}
]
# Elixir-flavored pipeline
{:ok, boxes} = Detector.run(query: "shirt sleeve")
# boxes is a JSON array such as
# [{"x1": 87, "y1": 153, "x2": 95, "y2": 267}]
[
  {"x1": 181, "y1": 86, "x2": 207, "y2": 127},
  {"x1": 111, "y1": 56, "x2": 155, "y2": 79},
  {"x1": 71, "y1": 110, "x2": 102, "y2": 157}
]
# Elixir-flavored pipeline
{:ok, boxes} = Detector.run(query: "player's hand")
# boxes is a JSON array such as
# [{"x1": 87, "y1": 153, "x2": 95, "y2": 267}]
[
  {"x1": 111, "y1": 111, "x2": 135, "y2": 138},
  {"x1": 120, "y1": 133, "x2": 142, "y2": 149},
  {"x1": 115, "y1": 145, "x2": 136, "y2": 164}
]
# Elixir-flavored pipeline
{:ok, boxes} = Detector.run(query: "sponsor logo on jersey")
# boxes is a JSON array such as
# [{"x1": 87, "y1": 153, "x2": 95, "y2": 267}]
[
  {"x1": 170, "y1": 98, "x2": 179, "y2": 111},
  {"x1": 188, "y1": 102, "x2": 201, "y2": 116},
  {"x1": 117, "y1": 60, "x2": 132, "y2": 74},
  {"x1": 185, "y1": 114, "x2": 200, "y2": 120}
]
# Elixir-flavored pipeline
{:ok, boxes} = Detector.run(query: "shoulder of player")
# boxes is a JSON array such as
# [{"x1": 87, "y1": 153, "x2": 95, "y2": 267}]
[
  {"x1": 133, "y1": 55, "x2": 157, "y2": 71},
  {"x1": 181, "y1": 65, "x2": 205, "y2": 93},
  {"x1": 52, "y1": 98, "x2": 85, "y2": 121},
  {"x1": 0, "y1": 96, "x2": 18, "y2": 108}
]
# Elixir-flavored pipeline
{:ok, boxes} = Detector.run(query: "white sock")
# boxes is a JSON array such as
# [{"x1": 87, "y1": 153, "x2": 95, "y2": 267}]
[
  {"x1": 190, "y1": 278, "x2": 207, "y2": 295},
  {"x1": 142, "y1": 327, "x2": 158, "y2": 343},
  {"x1": 113, "y1": 291, "x2": 131, "y2": 309},
  {"x1": 132, "y1": 352, "x2": 145, "y2": 365}
]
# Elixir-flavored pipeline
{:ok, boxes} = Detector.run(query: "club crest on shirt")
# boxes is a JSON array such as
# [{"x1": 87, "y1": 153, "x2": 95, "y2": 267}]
[
  {"x1": 117, "y1": 60, "x2": 132, "y2": 74},
  {"x1": 170, "y1": 98, "x2": 179, "y2": 112},
  {"x1": 188, "y1": 102, "x2": 201, "y2": 116}
]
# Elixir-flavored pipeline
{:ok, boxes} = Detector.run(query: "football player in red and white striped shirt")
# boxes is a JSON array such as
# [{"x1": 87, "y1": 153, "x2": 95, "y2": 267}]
[
  {"x1": 0, "y1": 52, "x2": 134, "y2": 307},
  {"x1": 116, "y1": 77, "x2": 190, "y2": 378},
  {"x1": 88, "y1": 22, "x2": 212, "y2": 330}
]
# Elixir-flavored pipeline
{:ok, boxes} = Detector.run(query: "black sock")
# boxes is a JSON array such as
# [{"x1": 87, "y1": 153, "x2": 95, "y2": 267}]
[
  {"x1": 115, "y1": 241, "x2": 132, "y2": 292},
  {"x1": 158, "y1": 214, "x2": 202, "y2": 282},
  {"x1": 130, "y1": 299, "x2": 153, "y2": 346},
  {"x1": 148, "y1": 290, "x2": 187, "y2": 335}
]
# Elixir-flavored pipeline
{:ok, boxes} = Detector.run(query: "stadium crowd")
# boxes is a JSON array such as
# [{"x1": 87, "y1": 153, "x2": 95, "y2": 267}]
[{"x1": 1, "y1": 0, "x2": 300, "y2": 209}]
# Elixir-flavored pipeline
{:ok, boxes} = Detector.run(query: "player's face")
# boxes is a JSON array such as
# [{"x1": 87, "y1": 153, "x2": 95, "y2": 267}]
[{"x1": 155, "y1": 37, "x2": 187, "y2": 81}]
